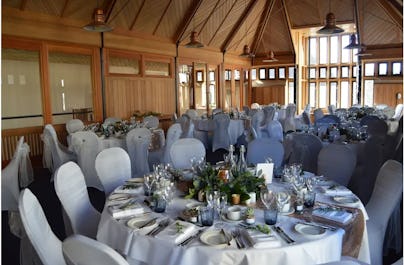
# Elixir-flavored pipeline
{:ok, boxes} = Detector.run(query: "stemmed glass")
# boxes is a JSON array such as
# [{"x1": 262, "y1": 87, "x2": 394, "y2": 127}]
[
  {"x1": 144, "y1": 174, "x2": 155, "y2": 196},
  {"x1": 260, "y1": 186, "x2": 276, "y2": 209},
  {"x1": 276, "y1": 191, "x2": 290, "y2": 214},
  {"x1": 163, "y1": 181, "x2": 176, "y2": 213},
  {"x1": 214, "y1": 193, "x2": 227, "y2": 229}
]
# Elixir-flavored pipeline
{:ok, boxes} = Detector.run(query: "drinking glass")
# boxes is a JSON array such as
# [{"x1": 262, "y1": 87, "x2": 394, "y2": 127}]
[
  {"x1": 276, "y1": 191, "x2": 290, "y2": 213},
  {"x1": 264, "y1": 208, "x2": 278, "y2": 225},
  {"x1": 260, "y1": 187, "x2": 275, "y2": 209},
  {"x1": 200, "y1": 206, "x2": 214, "y2": 226},
  {"x1": 303, "y1": 190, "x2": 316, "y2": 208},
  {"x1": 214, "y1": 193, "x2": 227, "y2": 228},
  {"x1": 144, "y1": 174, "x2": 155, "y2": 196}
]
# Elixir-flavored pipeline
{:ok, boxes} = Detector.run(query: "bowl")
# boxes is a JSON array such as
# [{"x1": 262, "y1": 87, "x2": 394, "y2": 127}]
[{"x1": 227, "y1": 206, "x2": 242, "y2": 221}]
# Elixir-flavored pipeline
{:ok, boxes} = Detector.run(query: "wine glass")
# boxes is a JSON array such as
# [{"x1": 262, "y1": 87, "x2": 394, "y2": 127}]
[
  {"x1": 276, "y1": 191, "x2": 290, "y2": 213},
  {"x1": 144, "y1": 174, "x2": 155, "y2": 196},
  {"x1": 214, "y1": 193, "x2": 228, "y2": 229},
  {"x1": 260, "y1": 186, "x2": 275, "y2": 209},
  {"x1": 206, "y1": 190, "x2": 219, "y2": 208}
]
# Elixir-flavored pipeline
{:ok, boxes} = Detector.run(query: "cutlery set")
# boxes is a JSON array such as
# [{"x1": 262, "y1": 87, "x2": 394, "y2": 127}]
[
  {"x1": 273, "y1": 226, "x2": 295, "y2": 244},
  {"x1": 146, "y1": 219, "x2": 170, "y2": 236},
  {"x1": 177, "y1": 229, "x2": 204, "y2": 247}
]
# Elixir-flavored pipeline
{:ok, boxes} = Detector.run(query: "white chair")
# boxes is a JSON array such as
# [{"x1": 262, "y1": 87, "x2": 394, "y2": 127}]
[
  {"x1": 251, "y1": 109, "x2": 265, "y2": 139},
  {"x1": 317, "y1": 144, "x2": 357, "y2": 186},
  {"x1": 281, "y1": 104, "x2": 297, "y2": 133},
  {"x1": 185, "y1": 108, "x2": 199, "y2": 119},
  {"x1": 170, "y1": 138, "x2": 206, "y2": 170},
  {"x1": 177, "y1": 114, "x2": 195, "y2": 138},
  {"x1": 126, "y1": 127, "x2": 152, "y2": 177},
  {"x1": 212, "y1": 113, "x2": 231, "y2": 152},
  {"x1": 63, "y1": 234, "x2": 129, "y2": 265},
  {"x1": 392, "y1": 104, "x2": 403, "y2": 120},
  {"x1": 246, "y1": 138, "x2": 284, "y2": 168},
  {"x1": 328, "y1": 104, "x2": 336, "y2": 115},
  {"x1": 366, "y1": 160, "x2": 403, "y2": 265},
  {"x1": 71, "y1": 131, "x2": 103, "y2": 191},
  {"x1": 42, "y1": 124, "x2": 76, "y2": 175},
  {"x1": 264, "y1": 120, "x2": 284, "y2": 143},
  {"x1": 301, "y1": 111, "x2": 312, "y2": 126},
  {"x1": 149, "y1": 123, "x2": 182, "y2": 166},
  {"x1": 103, "y1": 117, "x2": 121, "y2": 126},
  {"x1": 95, "y1": 147, "x2": 132, "y2": 195},
  {"x1": 54, "y1": 161, "x2": 101, "y2": 239},
  {"x1": 19, "y1": 189, "x2": 67, "y2": 265},
  {"x1": 66, "y1": 119, "x2": 85, "y2": 146},
  {"x1": 313, "y1": 108, "x2": 325, "y2": 122},
  {"x1": 391, "y1": 257, "x2": 403, "y2": 265},
  {"x1": 143, "y1": 115, "x2": 159, "y2": 129}
]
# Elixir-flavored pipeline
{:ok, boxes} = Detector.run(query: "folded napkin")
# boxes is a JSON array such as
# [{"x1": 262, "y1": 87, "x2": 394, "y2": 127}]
[
  {"x1": 312, "y1": 207, "x2": 353, "y2": 224},
  {"x1": 245, "y1": 229, "x2": 281, "y2": 249},
  {"x1": 155, "y1": 220, "x2": 197, "y2": 244},
  {"x1": 105, "y1": 193, "x2": 133, "y2": 207},
  {"x1": 321, "y1": 185, "x2": 353, "y2": 196},
  {"x1": 114, "y1": 183, "x2": 143, "y2": 194},
  {"x1": 108, "y1": 201, "x2": 145, "y2": 219}
]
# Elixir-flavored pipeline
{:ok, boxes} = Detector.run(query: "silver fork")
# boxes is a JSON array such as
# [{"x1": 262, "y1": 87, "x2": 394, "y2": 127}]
[{"x1": 232, "y1": 229, "x2": 244, "y2": 249}]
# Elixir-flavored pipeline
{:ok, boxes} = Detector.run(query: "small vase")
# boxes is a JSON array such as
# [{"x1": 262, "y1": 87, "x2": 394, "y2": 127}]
[{"x1": 245, "y1": 217, "x2": 255, "y2": 225}]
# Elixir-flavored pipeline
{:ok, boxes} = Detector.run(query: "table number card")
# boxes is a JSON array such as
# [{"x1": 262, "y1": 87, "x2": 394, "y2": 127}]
[{"x1": 256, "y1": 163, "x2": 274, "y2": 184}]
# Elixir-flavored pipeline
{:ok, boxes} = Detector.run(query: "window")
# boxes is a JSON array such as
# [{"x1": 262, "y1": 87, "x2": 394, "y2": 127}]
[
  {"x1": 352, "y1": 81, "x2": 358, "y2": 105},
  {"x1": 196, "y1": 71, "x2": 203, "y2": 82},
  {"x1": 352, "y1": 66, "x2": 357, "y2": 78},
  {"x1": 319, "y1": 37, "x2": 328, "y2": 64},
  {"x1": 288, "y1": 67, "x2": 295, "y2": 79},
  {"x1": 340, "y1": 81, "x2": 350, "y2": 108},
  {"x1": 209, "y1": 71, "x2": 215, "y2": 81},
  {"x1": 309, "y1": 68, "x2": 316, "y2": 79},
  {"x1": 278, "y1": 67, "x2": 286, "y2": 79},
  {"x1": 330, "y1": 36, "x2": 339, "y2": 64},
  {"x1": 109, "y1": 54, "x2": 140, "y2": 75},
  {"x1": 341, "y1": 66, "x2": 349, "y2": 78},
  {"x1": 145, "y1": 60, "x2": 170, "y2": 76},
  {"x1": 330, "y1": 82, "x2": 338, "y2": 106},
  {"x1": 225, "y1": 70, "x2": 231, "y2": 80},
  {"x1": 251, "y1": 69, "x2": 257, "y2": 80},
  {"x1": 378, "y1": 63, "x2": 388, "y2": 76},
  {"x1": 234, "y1": 69, "x2": 240, "y2": 80},
  {"x1": 330, "y1": 67, "x2": 338, "y2": 78},
  {"x1": 364, "y1": 63, "x2": 375, "y2": 76},
  {"x1": 259, "y1": 68, "x2": 266, "y2": 80},
  {"x1": 309, "y1": 82, "x2": 316, "y2": 106},
  {"x1": 364, "y1": 80, "x2": 374, "y2": 106},
  {"x1": 392, "y1": 62, "x2": 402, "y2": 75},
  {"x1": 319, "y1": 82, "x2": 327, "y2": 108},
  {"x1": 288, "y1": 82, "x2": 294, "y2": 104},
  {"x1": 319, "y1": 67, "x2": 327, "y2": 78},
  {"x1": 341, "y1": 35, "x2": 350, "y2": 63},
  {"x1": 309, "y1": 38, "x2": 317, "y2": 65},
  {"x1": 268, "y1": 68, "x2": 276, "y2": 79}
]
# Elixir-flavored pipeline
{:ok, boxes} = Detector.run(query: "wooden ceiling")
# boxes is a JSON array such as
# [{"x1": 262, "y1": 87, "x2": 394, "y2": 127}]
[{"x1": 3, "y1": 0, "x2": 403, "y2": 58}]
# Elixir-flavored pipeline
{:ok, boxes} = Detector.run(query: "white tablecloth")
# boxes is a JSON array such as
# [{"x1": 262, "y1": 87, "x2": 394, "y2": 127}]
[{"x1": 96, "y1": 181, "x2": 370, "y2": 265}]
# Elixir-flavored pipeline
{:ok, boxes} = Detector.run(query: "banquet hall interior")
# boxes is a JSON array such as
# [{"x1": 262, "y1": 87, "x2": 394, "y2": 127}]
[{"x1": 2, "y1": 0, "x2": 403, "y2": 264}]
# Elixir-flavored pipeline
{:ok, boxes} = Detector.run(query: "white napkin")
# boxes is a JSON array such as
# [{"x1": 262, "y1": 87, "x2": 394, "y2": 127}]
[
  {"x1": 108, "y1": 201, "x2": 145, "y2": 218},
  {"x1": 113, "y1": 184, "x2": 143, "y2": 194},
  {"x1": 321, "y1": 185, "x2": 353, "y2": 196},
  {"x1": 245, "y1": 229, "x2": 281, "y2": 249},
  {"x1": 312, "y1": 208, "x2": 353, "y2": 224},
  {"x1": 155, "y1": 220, "x2": 197, "y2": 244},
  {"x1": 105, "y1": 193, "x2": 133, "y2": 206}
]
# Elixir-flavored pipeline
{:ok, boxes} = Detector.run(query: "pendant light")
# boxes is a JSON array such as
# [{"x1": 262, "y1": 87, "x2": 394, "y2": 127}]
[
  {"x1": 239, "y1": 0, "x2": 253, "y2": 57},
  {"x1": 185, "y1": 31, "x2": 204, "y2": 48},
  {"x1": 344, "y1": 34, "x2": 364, "y2": 49},
  {"x1": 317, "y1": 1, "x2": 344, "y2": 34},
  {"x1": 83, "y1": 6, "x2": 113, "y2": 32}
]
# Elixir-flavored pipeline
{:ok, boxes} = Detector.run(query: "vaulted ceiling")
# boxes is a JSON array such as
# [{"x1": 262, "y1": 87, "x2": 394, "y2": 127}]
[{"x1": 3, "y1": 0, "x2": 403, "y2": 59}]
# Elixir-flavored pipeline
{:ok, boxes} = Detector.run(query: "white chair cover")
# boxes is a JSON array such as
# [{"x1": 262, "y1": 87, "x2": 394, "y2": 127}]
[
  {"x1": 251, "y1": 109, "x2": 265, "y2": 139},
  {"x1": 66, "y1": 119, "x2": 84, "y2": 134},
  {"x1": 104, "y1": 117, "x2": 121, "y2": 126},
  {"x1": 284, "y1": 133, "x2": 323, "y2": 173},
  {"x1": 212, "y1": 108, "x2": 223, "y2": 116},
  {"x1": 365, "y1": 160, "x2": 403, "y2": 265},
  {"x1": 95, "y1": 147, "x2": 131, "y2": 196},
  {"x1": 365, "y1": 119, "x2": 388, "y2": 140},
  {"x1": 170, "y1": 138, "x2": 206, "y2": 170},
  {"x1": 42, "y1": 124, "x2": 76, "y2": 175},
  {"x1": 282, "y1": 104, "x2": 296, "y2": 133},
  {"x1": 262, "y1": 106, "x2": 276, "y2": 126},
  {"x1": 392, "y1": 104, "x2": 403, "y2": 120},
  {"x1": 161, "y1": 123, "x2": 182, "y2": 164},
  {"x1": 126, "y1": 128, "x2": 152, "y2": 177},
  {"x1": 301, "y1": 111, "x2": 311, "y2": 126},
  {"x1": 185, "y1": 109, "x2": 199, "y2": 119},
  {"x1": 265, "y1": 120, "x2": 284, "y2": 143},
  {"x1": 71, "y1": 131, "x2": 103, "y2": 190},
  {"x1": 143, "y1": 115, "x2": 159, "y2": 129},
  {"x1": 19, "y1": 189, "x2": 67, "y2": 265},
  {"x1": 246, "y1": 138, "x2": 284, "y2": 168},
  {"x1": 63, "y1": 234, "x2": 129, "y2": 265},
  {"x1": 328, "y1": 105, "x2": 336, "y2": 115},
  {"x1": 317, "y1": 144, "x2": 357, "y2": 186},
  {"x1": 54, "y1": 161, "x2": 101, "y2": 239},
  {"x1": 313, "y1": 108, "x2": 324, "y2": 122},
  {"x1": 391, "y1": 257, "x2": 403, "y2": 265},
  {"x1": 212, "y1": 113, "x2": 231, "y2": 152},
  {"x1": 177, "y1": 114, "x2": 195, "y2": 138},
  {"x1": 303, "y1": 104, "x2": 311, "y2": 114}
]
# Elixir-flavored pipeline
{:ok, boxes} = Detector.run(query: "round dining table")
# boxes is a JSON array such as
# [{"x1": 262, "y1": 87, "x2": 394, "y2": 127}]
[{"x1": 96, "y1": 176, "x2": 370, "y2": 265}]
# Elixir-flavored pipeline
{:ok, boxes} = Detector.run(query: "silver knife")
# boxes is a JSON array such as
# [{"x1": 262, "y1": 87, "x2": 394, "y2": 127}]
[
  {"x1": 274, "y1": 226, "x2": 295, "y2": 244},
  {"x1": 178, "y1": 229, "x2": 204, "y2": 246},
  {"x1": 138, "y1": 217, "x2": 158, "y2": 228},
  {"x1": 297, "y1": 221, "x2": 337, "y2": 231}
]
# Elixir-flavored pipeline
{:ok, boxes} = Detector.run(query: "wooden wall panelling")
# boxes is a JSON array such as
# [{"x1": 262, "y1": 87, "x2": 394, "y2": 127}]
[
  {"x1": 252, "y1": 85, "x2": 286, "y2": 105},
  {"x1": 373, "y1": 82, "x2": 404, "y2": 107}
]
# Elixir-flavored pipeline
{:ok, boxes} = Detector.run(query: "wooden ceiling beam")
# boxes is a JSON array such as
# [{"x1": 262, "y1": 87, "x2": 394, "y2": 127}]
[
  {"x1": 174, "y1": 0, "x2": 203, "y2": 44},
  {"x1": 153, "y1": 0, "x2": 173, "y2": 35},
  {"x1": 375, "y1": 0, "x2": 403, "y2": 30},
  {"x1": 130, "y1": 0, "x2": 146, "y2": 31},
  {"x1": 281, "y1": 0, "x2": 295, "y2": 55},
  {"x1": 198, "y1": 0, "x2": 221, "y2": 35},
  {"x1": 221, "y1": 0, "x2": 259, "y2": 52},
  {"x1": 208, "y1": 0, "x2": 237, "y2": 46},
  {"x1": 103, "y1": 0, "x2": 117, "y2": 23},
  {"x1": 251, "y1": 0, "x2": 276, "y2": 55},
  {"x1": 60, "y1": 0, "x2": 70, "y2": 17}
]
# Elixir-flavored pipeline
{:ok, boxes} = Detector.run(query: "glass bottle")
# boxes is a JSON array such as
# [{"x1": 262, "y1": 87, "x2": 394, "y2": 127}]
[{"x1": 237, "y1": 145, "x2": 247, "y2": 173}]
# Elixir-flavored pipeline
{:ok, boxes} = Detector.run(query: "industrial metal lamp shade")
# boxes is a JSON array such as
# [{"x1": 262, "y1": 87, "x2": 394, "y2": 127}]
[
  {"x1": 240, "y1": 44, "x2": 253, "y2": 57},
  {"x1": 262, "y1": 50, "x2": 278, "y2": 62},
  {"x1": 185, "y1": 31, "x2": 204, "y2": 48},
  {"x1": 356, "y1": 47, "x2": 372, "y2": 57},
  {"x1": 83, "y1": 8, "x2": 113, "y2": 32},
  {"x1": 344, "y1": 34, "x2": 365, "y2": 49},
  {"x1": 317, "y1": 12, "x2": 344, "y2": 34}
]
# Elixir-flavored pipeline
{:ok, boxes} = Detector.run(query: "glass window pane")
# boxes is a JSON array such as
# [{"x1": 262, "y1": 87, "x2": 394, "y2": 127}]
[
  {"x1": 288, "y1": 67, "x2": 295, "y2": 79},
  {"x1": 309, "y1": 68, "x2": 316, "y2": 79},
  {"x1": 109, "y1": 56, "x2": 139, "y2": 74},
  {"x1": 330, "y1": 36, "x2": 339, "y2": 63},
  {"x1": 364, "y1": 63, "x2": 375, "y2": 76},
  {"x1": 364, "y1": 80, "x2": 374, "y2": 106},
  {"x1": 319, "y1": 37, "x2": 328, "y2": 64},
  {"x1": 352, "y1": 48, "x2": 358, "y2": 63},
  {"x1": 341, "y1": 66, "x2": 349, "y2": 78},
  {"x1": 268, "y1": 68, "x2": 276, "y2": 79},
  {"x1": 330, "y1": 67, "x2": 338, "y2": 78},
  {"x1": 49, "y1": 52, "x2": 93, "y2": 124},
  {"x1": 2, "y1": 48, "x2": 43, "y2": 129},
  {"x1": 352, "y1": 81, "x2": 358, "y2": 105},
  {"x1": 309, "y1": 38, "x2": 317, "y2": 65},
  {"x1": 234, "y1": 70, "x2": 240, "y2": 80},
  {"x1": 341, "y1": 35, "x2": 350, "y2": 63},
  {"x1": 279, "y1": 68, "x2": 286, "y2": 79},
  {"x1": 288, "y1": 82, "x2": 294, "y2": 104},
  {"x1": 309, "y1": 82, "x2": 316, "y2": 107},
  {"x1": 259, "y1": 68, "x2": 266, "y2": 79},
  {"x1": 178, "y1": 64, "x2": 191, "y2": 114},
  {"x1": 378, "y1": 63, "x2": 388, "y2": 75},
  {"x1": 330, "y1": 82, "x2": 338, "y2": 107},
  {"x1": 145, "y1": 61, "x2": 170, "y2": 76},
  {"x1": 251, "y1": 69, "x2": 257, "y2": 80},
  {"x1": 319, "y1": 82, "x2": 327, "y2": 108},
  {"x1": 392, "y1": 62, "x2": 402, "y2": 75},
  {"x1": 340, "y1": 81, "x2": 349, "y2": 108},
  {"x1": 319, "y1": 67, "x2": 327, "y2": 78},
  {"x1": 352, "y1": 66, "x2": 357, "y2": 77}
]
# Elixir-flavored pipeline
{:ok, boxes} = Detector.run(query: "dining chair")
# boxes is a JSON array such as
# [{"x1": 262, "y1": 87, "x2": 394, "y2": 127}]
[
  {"x1": 185, "y1": 108, "x2": 199, "y2": 119},
  {"x1": 63, "y1": 234, "x2": 129, "y2": 265},
  {"x1": 281, "y1": 104, "x2": 297, "y2": 133},
  {"x1": 392, "y1": 104, "x2": 403, "y2": 120},
  {"x1": 251, "y1": 109, "x2": 265, "y2": 139},
  {"x1": 66, "y1": 119, "x2": 85, "y2": 146},
  {"x1": 149, "y1": 123, "x2": 182, "y2": 166},
  {"x1": 95, "y1": 147, "x2": 132, "y2": 196},
  {"x1": 317, "y1": 144, "x2": 357, "y2": 186},
  {"x1": 176, "y1": 114, "x2": 195, "y2": 138},
  {"x1": 365, "y1": 119, "x2": 388, "y2": 140},
  {"x1": 126, "y1": 127, "x2": 152, "y2": 177},
  {"x1": 242, "y1": 105, "x2": 250, "y2": 116},
  {"x1": 212, "y1": 108, "x2": 223, "y2": 116},
  {"x1": 313, "y1": 108, "x2": 325, "y2": 123},
  {"x1": 391, "y1": 257, "x2": 403, "y2": 265},
  {"x1": 212, "y1": 113, "x2": 231, "y2": 152},
  {"x1": 169, "y1": 138, "x2": 206, "y2": 170},
  {"x1": 264, "y1": 120, "x2": 284, "y2": 143},
  {"x1": 319, "y1": 257, "x2": 369, "y2": 264},
  {"x1": 42, "y1": 124, "x2": 76, "y2": 176},
  {"x1": 143, "y1": 115, "x2": 159, "y2": 129},
  {"x1": 71, "y1": 131, "x2": 103, "y2": 191},
  {"x1": 359, "y1": 115, "x2": 380, "y2": 126},
  {"x1": 328, "y1": 104, "x2": 336, "y2": 115},
  {"x1": 301, "y1": 111, "x2": 312, "y2": 126},
  {"x1": 284, "y1": 133, "x2": 323, "y2": 173},
  {"x1": 262, "y1": 105, "x2": 276, "y2": 126},
  {"x1": 365, "y1": 160, "x2": 403, "y2": 265},
  {"x1": 103, "y1": 117, "x2": 121, "y2": 126},
  {"x1": 19, "y1": 188, "x2": 67, "y2": 265},
  {"x1": 54, "y1": 161, "x2": 101, "y2": 239},
  {"x1": 246, "y1": 138, "x2": 284, "y2": 168}
]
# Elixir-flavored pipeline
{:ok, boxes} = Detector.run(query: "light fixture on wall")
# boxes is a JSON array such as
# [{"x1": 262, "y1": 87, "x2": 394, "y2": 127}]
[
  {"x1": 344, "y1": 34, "x2": 364, "y2": 49},
  {"x1": 83, "y1": 7, "x2": 113, "y2": 32},
  {"x1": 185, "y1": 31, "x2": 204, "y2": 48},
  {"x1": 317, "y1": 0, "x2": 344, "y2": 34}
]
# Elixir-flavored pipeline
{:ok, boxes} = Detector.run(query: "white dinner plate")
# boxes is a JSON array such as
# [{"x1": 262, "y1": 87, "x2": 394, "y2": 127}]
[
  {"x1": 108, "y1": 193, "x2": 132, "y2": 202},
  {"x1": 127, "y1": 216, "x2": 157, "y2": 229},
  {"x1": 333, "y1": 196, "x2": 359, "y2": 206},
  {"x1": 200, "y1": 230, "x2": 231, "y2": 247},
  {"x1": 126, "y1": 178, "x2": 144, "y2": 183},
  {"x1": 294, "y1": 223, "x2": 326, "y2": 238}
]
